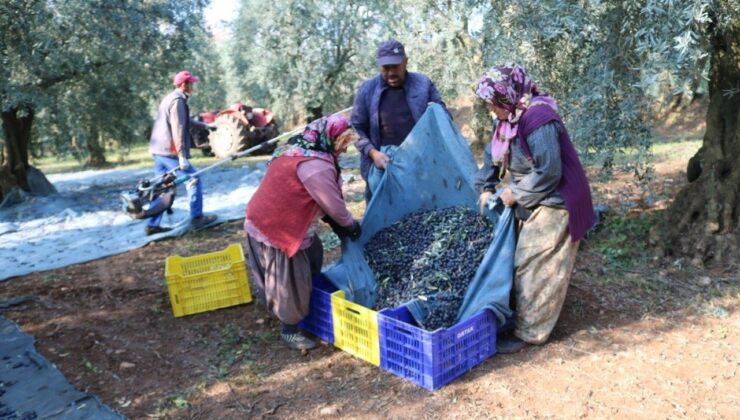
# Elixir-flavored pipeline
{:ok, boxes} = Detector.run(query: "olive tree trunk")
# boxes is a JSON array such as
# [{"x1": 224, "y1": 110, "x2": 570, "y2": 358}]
[
  {"x1": 1, "y1": 106, "x2": 34, "y2": 200},
  {"x1": 659, "y1": 20, "x2": 740, "y2": 266},
  {"x1": 306, "y1": 105, "x2": 323, "y2": 124},
  {"x1": 85, "y1": 131, "x2": 109, "y2": 167},
  {"x1": 0, "y1": 105, "x2": 56, "y2": 203}
]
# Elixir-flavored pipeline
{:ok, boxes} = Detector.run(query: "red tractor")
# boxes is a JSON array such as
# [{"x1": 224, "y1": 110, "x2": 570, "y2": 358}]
[{"x1": 190, "y1": 103, "x2": 279, "y2": 159}]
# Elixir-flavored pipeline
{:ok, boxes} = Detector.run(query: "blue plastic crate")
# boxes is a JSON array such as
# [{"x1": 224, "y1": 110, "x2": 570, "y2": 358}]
[
  {"x1": 298, "y1": 274, "x2": 337, "y2": 343},
  {"x1": 379, "y1": 306, "x2": 497, "y2": 390}
]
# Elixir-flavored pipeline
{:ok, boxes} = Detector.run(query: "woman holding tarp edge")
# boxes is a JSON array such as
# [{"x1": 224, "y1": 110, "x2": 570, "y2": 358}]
[
  {"x1": 474, "y1": 65, "x2": 595, "y2": 353},
  {"x1": 244, "y1": 114, "x2": 361, "y2": 351}
]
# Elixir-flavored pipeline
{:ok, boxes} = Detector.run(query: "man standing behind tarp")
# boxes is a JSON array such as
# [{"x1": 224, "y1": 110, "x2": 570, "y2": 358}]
[
  {"x1": 351, "y1": 39, "x2": 449, "y2": 201},
  {"x1": 147, "y1": 70, "x2": 216, "y2": 235}
]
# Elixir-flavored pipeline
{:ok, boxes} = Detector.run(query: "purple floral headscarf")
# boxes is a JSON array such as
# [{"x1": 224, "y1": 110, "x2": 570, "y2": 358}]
[
  {"x1": 475, "y1": 65, "x2": 556, "y2": 165},
  {"x1": 273, "y1": 114, "x2": 350, "y2": 163},
  {"x1": 475, "y1": 65, "x2": 539, "y2": 120}
]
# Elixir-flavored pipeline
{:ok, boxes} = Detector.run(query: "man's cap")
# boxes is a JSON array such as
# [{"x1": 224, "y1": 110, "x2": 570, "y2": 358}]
[
  {"x1": 376, "y1": 40, "x2": 406, "y2": 66},
  {"x1": 173, "y1": 70, "x2": 200, "y2": 86}
]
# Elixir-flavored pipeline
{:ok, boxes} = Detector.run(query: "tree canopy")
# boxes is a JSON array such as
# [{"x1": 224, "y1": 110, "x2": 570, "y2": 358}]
[
  {"x1": 229, "y1": 0, "x2": 736, "y2": 173},
  {"x1": 0, "y1": 0, "x2": 223, "y2": 170}
]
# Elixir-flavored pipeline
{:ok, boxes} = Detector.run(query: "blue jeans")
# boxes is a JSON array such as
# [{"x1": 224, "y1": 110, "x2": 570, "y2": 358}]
[{"x1": 147, "y1": 155, "x2": 203, "y2": 227}]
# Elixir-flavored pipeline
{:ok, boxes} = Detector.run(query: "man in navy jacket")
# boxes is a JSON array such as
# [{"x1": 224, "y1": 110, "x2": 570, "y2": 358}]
[{"x1": 351, "y1": 40, "x2": 449, "y2": 199}]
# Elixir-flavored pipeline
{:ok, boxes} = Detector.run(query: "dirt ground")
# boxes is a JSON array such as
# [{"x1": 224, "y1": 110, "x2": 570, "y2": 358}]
[{"x1": 1, "y1": 118, "x2": 738, "y2": 418}]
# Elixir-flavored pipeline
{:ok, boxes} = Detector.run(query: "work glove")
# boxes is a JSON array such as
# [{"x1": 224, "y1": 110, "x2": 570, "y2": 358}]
[
  {"x1": 322, "y1": 216, "x2": 362, "y2": 241},
  {"x1": 346, "y1": 220, "x2": 362, "y2": 241},
  {"x1": 178, "y1": 154, "x2": 191, "y2": 171}
]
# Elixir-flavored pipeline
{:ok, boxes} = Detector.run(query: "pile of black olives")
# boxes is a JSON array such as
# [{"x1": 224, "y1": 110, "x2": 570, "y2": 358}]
[{"x1": 365, "y1": 207, "x2": 493, "y2": 330}]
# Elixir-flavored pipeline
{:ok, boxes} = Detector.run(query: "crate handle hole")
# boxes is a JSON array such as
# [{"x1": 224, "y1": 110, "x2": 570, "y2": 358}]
[
  {"x1": 395, "y1": 325, "x2": 415, "y2": 336},
  {"x1": 345, "y1": 307, "x2": 361, "y2": 316}
]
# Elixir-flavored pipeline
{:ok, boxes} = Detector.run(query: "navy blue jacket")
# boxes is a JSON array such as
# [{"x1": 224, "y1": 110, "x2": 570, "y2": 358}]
[{"x1": 351, "y1": 72, "x2": 447, "y2": 179}]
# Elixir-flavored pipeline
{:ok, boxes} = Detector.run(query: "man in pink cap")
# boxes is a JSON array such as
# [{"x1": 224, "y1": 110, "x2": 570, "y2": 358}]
[{"x1": 147, "y1": 70, "x2": 216, "y2": 235}]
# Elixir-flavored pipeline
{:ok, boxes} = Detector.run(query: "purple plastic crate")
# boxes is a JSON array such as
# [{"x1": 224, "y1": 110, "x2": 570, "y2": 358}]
[
  {"x1": 379, "y1": 306, "x2": 497, "y2": 390},
  {"x1": 298, "y1": 274, "x2": 337, "y2": 343}
]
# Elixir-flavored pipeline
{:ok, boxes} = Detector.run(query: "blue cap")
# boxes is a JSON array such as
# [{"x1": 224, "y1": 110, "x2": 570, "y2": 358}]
[{"x1": 376, "y1": 40, "x2": 406, "y2": 66}]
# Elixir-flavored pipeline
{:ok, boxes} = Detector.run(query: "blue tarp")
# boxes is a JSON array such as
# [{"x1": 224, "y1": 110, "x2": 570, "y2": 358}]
[
  {"x1": 324, "y1": 104, "x2": 514, "y2": 325},
  {"x1": 0, "y1": 316, "x2": 123, "y2": 419}
]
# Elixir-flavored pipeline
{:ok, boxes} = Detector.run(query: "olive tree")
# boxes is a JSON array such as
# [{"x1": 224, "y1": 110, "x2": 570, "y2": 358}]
[
  {"x1": 0, "y1": 0, "x2": 214, "y2": 201},
  {"x1": 230, "y1": 0, "x2": 394, "y2": 123}
]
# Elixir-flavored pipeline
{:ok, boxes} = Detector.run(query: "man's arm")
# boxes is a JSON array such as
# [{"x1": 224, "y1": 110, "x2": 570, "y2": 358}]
[
  {"x1": 351, "y1": 84, "x2": 374, "y2": 157},
  {"x1": 427, "y1": 81, "x2": 451, "y2": 117}
]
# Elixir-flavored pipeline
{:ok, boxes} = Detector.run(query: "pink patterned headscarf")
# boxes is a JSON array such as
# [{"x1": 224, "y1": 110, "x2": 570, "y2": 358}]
[
  {"x1": 273, "y1": 114, "x2": 350, "y2": 163},
  {"x1": 304, "y1": 114, "x2": 349, "y2": 145}
]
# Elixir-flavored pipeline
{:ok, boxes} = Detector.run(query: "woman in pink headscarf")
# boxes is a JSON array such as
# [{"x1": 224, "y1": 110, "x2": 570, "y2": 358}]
[
  {"x1": 245, "y1": 114, "x2": 360, "y2": 351},
  {"x1": 474, "y1": 65, "x2": 594, "y2": 353}
]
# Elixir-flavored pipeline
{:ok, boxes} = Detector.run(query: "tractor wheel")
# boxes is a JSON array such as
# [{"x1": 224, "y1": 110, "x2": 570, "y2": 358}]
[{"x1": 209, "y1": 114, "x2": 250, "y2": 159}]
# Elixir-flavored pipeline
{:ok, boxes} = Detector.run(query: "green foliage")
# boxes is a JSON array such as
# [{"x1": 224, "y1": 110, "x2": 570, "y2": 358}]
[
  {"x1": 391, "y1": 0, "x2": 485, "y2": 100},
  {"x1": 184, "y1": 27, "x2": 228, "y2": 113},
  {"x1": 81, "y1": 358, "x2": 102, "y2": 374},
  {"x1": 319, "y1": 229, "x2": 341, "y2": 251},
  {"x1": 227, "y1": 0, "x2": 737, "y2": 175},
  {"x1": 4, "y1": 0, "x2": 737, "y2": 171},
  {"x1": 172, "y1": 396, "x2": 189, "y2": 410},
  {"x1": 208, "y1": 323, "x2": 266, "y2": 380},
  {"x1": 230, "y1": 0, "x2": 394, "y2": 122},
  {"x1": 467, "y1": 0, "x2": 738, "y2": 175},
  {"x1": 591, "y1": 212, "x2": 661, "y2": 271}
]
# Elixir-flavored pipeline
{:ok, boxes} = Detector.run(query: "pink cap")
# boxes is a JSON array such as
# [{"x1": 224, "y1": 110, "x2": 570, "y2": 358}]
[{"x1": 173, "y1": 70, "x2": 200, "y2": 86}]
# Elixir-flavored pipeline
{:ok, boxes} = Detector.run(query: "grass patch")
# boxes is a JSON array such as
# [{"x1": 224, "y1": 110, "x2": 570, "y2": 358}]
[
  {"x1": 81, "y1": 358, "x2": 102, "y2": 375},
  {"x1": 587, "y1": 211, "x2": 663, "y2": 273},
  {"x1": 651, "y1": 139, "x2": 702, "y2": 164},
  {"x1": 208, "y1": 323, "x2": 268, "y2": 380},
  {"x1": 603, "y1": 138, "x2": 702, "y2": 168},
  {"x1": 32, "y1": 142, "x2": 271, "y2": 175},
  {"x1": 151, "y1": 384, "x2": 205, "y2": 416}
]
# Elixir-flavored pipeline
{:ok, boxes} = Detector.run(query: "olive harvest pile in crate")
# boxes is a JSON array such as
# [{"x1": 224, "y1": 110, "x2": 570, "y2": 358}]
[{"x1": 364, "y1": 207, "x2": 493, "y2": 330}]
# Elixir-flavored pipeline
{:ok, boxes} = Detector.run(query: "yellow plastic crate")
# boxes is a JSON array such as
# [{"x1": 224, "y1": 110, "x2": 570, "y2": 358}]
[
  {"x1": 331, "y1": 290, "x2": 380, "y2": 366},
  {"x1": 164, "y1": 244, "x2": 252, "y2": 317}
]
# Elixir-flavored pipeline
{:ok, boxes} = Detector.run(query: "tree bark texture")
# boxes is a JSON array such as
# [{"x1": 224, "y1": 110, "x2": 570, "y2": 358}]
[
  {"x1": 85, "y1": 132, "x2": 109, "y2": 167},
  {"x1": 661, "y1": 21, "x2": 740, "y2": 265},
  {"x1": 1, "y1": 106, "x2": 34, "y2": 200},
  {"x1": 0, "y1": 106, "x2": 57, "y2": 203},
  {"x1": 306, "y1": 105, "x2": 323, "y2": 124}
]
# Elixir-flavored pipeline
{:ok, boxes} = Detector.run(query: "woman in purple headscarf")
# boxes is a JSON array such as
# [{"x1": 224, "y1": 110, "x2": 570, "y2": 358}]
[
  {"x1": 474, "y1": 65, "x2": 595, "y2": 353},
  {"x1": 245, "y1": 114, "x2": 361, "y2": 351}
]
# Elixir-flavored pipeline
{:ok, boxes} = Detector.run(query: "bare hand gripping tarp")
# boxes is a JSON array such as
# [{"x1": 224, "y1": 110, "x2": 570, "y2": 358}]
[
  {"x1": 0, "y1": 316, "x2": 123, "y2": 419},
  {"x1": 323, "y1": 104, "x2": 514, "y2": 325}
]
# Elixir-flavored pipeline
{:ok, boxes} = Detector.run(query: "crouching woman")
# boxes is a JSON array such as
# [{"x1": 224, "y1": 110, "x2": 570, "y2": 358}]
[
  {"x1": 244, "y1": 115, "x2": 360, "y2": 350},
  {"x1": 474, "y1": 65, "x2": 594, "y2": 353}
]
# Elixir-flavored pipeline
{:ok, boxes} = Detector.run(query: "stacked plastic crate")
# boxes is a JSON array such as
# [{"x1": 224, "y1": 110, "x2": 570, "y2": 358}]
[{"x1": 300, "y1": 275, "x2": 497, "y2": 390}]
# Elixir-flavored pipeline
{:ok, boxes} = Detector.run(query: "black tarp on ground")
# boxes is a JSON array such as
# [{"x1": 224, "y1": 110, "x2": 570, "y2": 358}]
[{"x1": 0, "y1": 316, "x2": 123, "y2": 419}]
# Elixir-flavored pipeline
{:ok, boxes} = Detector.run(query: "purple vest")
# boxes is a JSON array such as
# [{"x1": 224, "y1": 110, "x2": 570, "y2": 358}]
[{"x1": 517, "y1": 103, "x2": 595, "y2": 242}]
